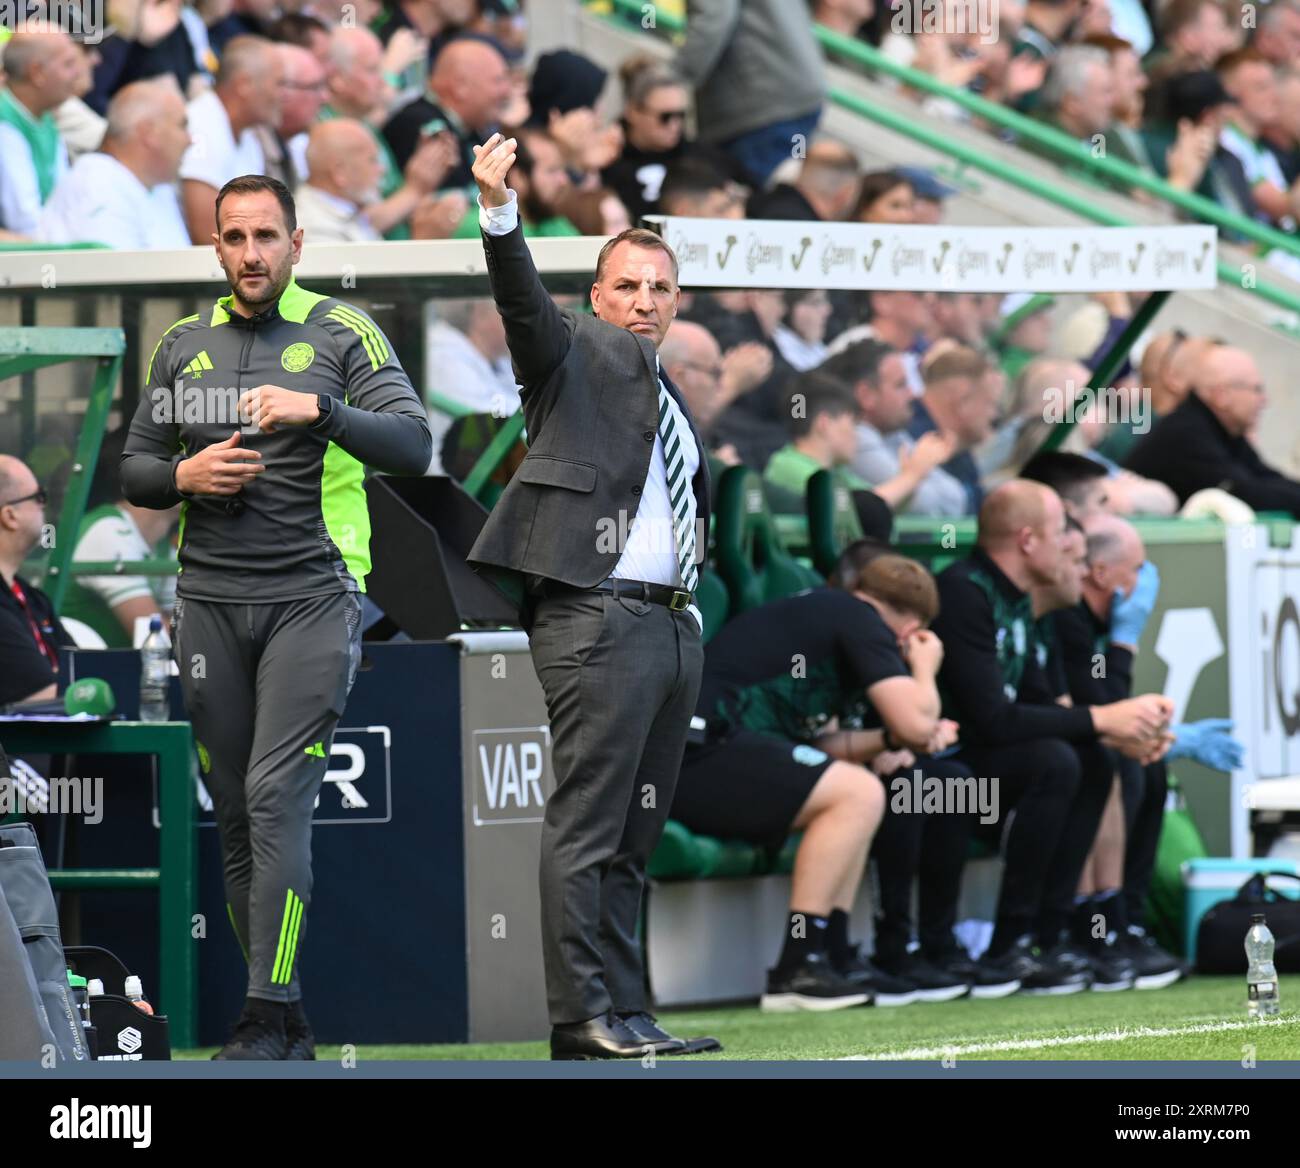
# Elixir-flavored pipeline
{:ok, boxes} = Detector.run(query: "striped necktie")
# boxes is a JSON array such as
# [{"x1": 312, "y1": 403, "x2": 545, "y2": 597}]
[{"x1": 657, "y1": 378, "x2": 698, "y2": 594}]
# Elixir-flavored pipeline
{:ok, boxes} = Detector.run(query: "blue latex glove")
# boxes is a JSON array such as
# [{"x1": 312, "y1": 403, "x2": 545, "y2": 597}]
[
  {"x1": 1110, "y1": 560, "x2": 1160, "y2": 647},
  {"x1": 1167, "y1": 718, "x2": 1246, "y2": 771}
]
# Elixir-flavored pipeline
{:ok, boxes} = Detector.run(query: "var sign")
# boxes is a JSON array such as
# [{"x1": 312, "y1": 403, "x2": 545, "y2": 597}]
[{"x1": 472, "y1": 726, "x2": 554, "y2": 825}]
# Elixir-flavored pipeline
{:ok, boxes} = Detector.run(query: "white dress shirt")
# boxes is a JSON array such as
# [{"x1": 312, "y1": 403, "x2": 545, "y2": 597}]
[
  {"x1": 479, "y1": 191, "x2": 703, "y2": 629},
  {"x1": 179, "y1": 89, "x2": 266, "y2": 190},
  {"x1": 38, "y1": 153, "x2": 189, "y2": 249}
]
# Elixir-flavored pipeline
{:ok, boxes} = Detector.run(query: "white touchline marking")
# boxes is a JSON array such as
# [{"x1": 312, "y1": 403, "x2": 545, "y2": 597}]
[{"x1": 839, "y1": 1017, "x2": 1298, "y2": 1060}]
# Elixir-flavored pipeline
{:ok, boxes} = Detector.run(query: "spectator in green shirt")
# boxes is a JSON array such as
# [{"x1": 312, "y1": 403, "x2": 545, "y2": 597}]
[{"x1": 763, "y1": 372, "x2": 869, "y2": 511}]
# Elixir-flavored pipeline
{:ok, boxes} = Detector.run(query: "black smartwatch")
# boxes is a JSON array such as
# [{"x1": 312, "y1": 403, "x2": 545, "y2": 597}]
[{"x1": 312, "y1": 393, "x2": 333, "y2": 428}]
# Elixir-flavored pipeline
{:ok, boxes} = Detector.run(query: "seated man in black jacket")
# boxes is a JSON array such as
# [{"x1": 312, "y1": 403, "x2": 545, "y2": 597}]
[
  {"x1": 1056, "y1": 514, "x2": 1184, "y2": 989},
  {"x1": 1124, "y1": 344, "x2": 1300, "y2": 518},
  {"x1": 932, "y1": 481, "x2": 1173, "y2": 992}
]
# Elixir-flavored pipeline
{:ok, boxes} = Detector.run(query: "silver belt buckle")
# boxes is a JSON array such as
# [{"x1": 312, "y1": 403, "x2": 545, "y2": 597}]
[{"x1": 669, "y1": 589, "x2": 691, "y2": 612}]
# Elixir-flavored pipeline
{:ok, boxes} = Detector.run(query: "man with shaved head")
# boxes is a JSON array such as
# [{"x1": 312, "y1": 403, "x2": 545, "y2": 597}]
[
  {"x1": 927, "y1": 480, "x2": 1174, "y2": 993},
  {"x1": 0, "y1": 456, "x2": 74, "y2": 706},
  {"x1": 39, "y1": 78, "x2": 191, "y2": 248},
  {"x1": 295, "y1": 119, "x2": 389, "y2": 242},
  {"x1": 179, "y1": 35, "x2": 283, "y2": 242},
  {"x1": 297, "y1": 118, "x2": 467, "y2": 242},
  {"x1": 382, "y1": 36, "x2": 511, "y2": 176},
  {"x1": 1125, "y1": 344, "x2": 1300, "y2": 517},
  {"x1": 0, "y1": 28, "x2": 82, "y2": 234}
]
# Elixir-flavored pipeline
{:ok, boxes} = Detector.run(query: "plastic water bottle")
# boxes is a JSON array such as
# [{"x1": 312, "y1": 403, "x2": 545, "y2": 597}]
[
  {"x1": 124, "y1": 974, "x2": 154, "y2": 1015},
  {"x1": 1246, "y1": 913, "x2": 1280, "y2": 1018},
  {"x1": 139, "y1": 616, "x2": 170, "y2": 722}
]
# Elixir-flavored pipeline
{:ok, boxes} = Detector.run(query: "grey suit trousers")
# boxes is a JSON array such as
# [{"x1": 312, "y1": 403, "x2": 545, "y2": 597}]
[{"x1": 528, "y1": 589, "x2": 703, "y2": 1025}]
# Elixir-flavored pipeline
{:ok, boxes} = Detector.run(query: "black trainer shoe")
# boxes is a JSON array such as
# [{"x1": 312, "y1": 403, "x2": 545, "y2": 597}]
[
  {"x1": 927, "y1": 940, "x2": 1023, "y2": 1000},
  {"x1": 1085, "y1": 931, "x2": 1137, "y2": 992},
  {"x1": 832, "y1": 947, "x2": 919, "y2": 1007},
  {"x1": 1021, "y1": 934, "x2": 1093, "y2": 996},
  {"x1": 761, "y1": 950, "x2": 872, "y2": 1012},
  {"x1": 1121, "y1": 926, "x2": 1184, "y2": 990},
  {"x1": 212, "y1": 1004, "x2": 289, "y2": 1060},
  {"x1": 874, "y1": 949, "x2": 970, "y2": 1003},
  {"x1": 285, "y1": 1000, "x2": 316, "y2": 1060}
]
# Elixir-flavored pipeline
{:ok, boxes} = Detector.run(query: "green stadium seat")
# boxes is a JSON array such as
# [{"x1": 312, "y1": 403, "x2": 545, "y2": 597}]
[
  {"x1": 714, "y1": 466, "x2": 823, "y2": 613},
  {"x1": 647, "y1": 820, "x2": 766, "y2": 879},
  {"x1": 647, "y1": 819, "x2": 806, "y2": 881},
  {"x1": 806, "y1": 469, "x2": 863, "y2": 578},
  {"x1": 695, "y1": 566, "x2": 730, "y2": 642}
]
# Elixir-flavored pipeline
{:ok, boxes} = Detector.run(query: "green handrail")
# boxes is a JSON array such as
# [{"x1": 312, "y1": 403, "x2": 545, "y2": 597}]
[
  {"x1": 0, "y1": 327, "x2": 124, "y2": 611},
  {"x1": 594, "y1": 0, "x2": 1300, "y2": 318},
  {"x1": 813, "y1": 26, "x2": 1300, "y2": 259}
]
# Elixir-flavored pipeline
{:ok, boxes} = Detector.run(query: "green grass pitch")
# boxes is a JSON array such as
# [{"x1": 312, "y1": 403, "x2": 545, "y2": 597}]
[{"x1": 178, "y1": 977, "x2": 1300, "y2": 1062}]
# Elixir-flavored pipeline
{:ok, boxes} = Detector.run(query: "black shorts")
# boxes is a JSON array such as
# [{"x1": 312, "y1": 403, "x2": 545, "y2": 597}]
[{"x1": 671, "y1": 729, "x2": 835, "y2": 850}]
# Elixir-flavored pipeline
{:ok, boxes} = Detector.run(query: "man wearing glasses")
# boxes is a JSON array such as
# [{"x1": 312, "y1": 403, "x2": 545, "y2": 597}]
[
  {"x1": 1125, "y1": 344, "x2": 1300, "y2": 518},
  {"x1": 0, "y1": 458, "x2": 70, "y2": 707}
]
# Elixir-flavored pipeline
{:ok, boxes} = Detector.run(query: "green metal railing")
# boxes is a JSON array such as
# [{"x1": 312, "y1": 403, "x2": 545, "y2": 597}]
[
  {"x1": 0, "y1": 327, "x2": 124, "y2": 611},
  {"x1": 595, "y1": 0, "x2": 1300, "y2": 318}
]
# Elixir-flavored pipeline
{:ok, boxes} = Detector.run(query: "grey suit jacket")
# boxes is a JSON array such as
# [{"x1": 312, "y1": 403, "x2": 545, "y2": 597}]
[{"x1": 467, "y1": 222, "x2": 711, "y2": 597}]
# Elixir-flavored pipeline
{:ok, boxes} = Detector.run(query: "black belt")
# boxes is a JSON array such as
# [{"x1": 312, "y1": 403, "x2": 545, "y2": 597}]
[{"x1": 539, "y1": 577, "x2": 695, "y2": 611}]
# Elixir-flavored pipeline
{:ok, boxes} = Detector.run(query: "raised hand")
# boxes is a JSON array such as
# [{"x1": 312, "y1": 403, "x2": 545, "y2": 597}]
[{"x1": 471, "y1": 132, "x2": 517, "y2": 210}]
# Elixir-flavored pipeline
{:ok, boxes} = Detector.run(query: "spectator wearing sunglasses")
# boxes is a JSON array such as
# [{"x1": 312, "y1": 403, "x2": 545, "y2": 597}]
[
  {"x1": 601, "y1": 54, "x2": 747, "y2": 224},
  {"x1": 0, "y1": 457, "x2": 73, "y2": 706}
]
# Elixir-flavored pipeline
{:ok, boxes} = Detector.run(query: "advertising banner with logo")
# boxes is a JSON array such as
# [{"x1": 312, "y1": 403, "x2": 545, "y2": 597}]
[
  {"x1": 644, "y1": 218, "x2": 1218, "y2": 292},
  {"x1": 1227, "y1": 525, "x2": 1300, "y2": 853}
]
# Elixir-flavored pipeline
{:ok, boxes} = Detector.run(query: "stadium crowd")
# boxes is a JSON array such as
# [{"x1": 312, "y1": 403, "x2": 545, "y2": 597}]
[{"x1": 0, "y1": 0, "x2": 1287, "y2": 1017}]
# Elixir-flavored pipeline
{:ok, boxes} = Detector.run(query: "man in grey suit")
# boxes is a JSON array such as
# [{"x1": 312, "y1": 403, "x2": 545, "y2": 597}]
[{"x1": 467, "y1": 133, "x2": 721, "y2": 1059}]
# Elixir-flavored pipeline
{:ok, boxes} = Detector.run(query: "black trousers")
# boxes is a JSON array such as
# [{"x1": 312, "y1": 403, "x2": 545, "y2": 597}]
[
  {"x1": 1120, "y1": 757, "x2": 1168, "y2": 928},
  {"x1": 871, "y1": 756, "x2": 975, "y2": 957},
  {"x1": 528, "y1": 590, "x2": 703, "y2": 1025},
  {"x1": 960, "y1": 737, "x2": 1114, "y2": 946}
]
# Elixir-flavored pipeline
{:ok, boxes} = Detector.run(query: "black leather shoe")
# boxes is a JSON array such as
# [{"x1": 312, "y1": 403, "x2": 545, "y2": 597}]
[
  {"x1": 619, "y1": 1011, "x2": 723, "y2": 1055},
  {"x1": 550, "y1": 1012, "x2": 649, "y2": 1060}
]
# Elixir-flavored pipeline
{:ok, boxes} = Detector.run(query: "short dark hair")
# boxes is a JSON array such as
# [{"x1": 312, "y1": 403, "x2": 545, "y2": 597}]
[
  {"x1": 268, "y1": 12, "x2": 330, "y2": 47},
  {"x1": 595, "y1": 227, "x2": 679, "y2": 284},
  {"x1": 215, "y1": 175, "x2": 297, "y2": 234},
  {"x1": 789, "y1": 372, "x2": 856, "y2": 439},
  {"x1": 659, "y1": 156, "x2": 731, "y2": 212},
  {"x1": 817, "y1": 339, "x2": 898, "y2": 388},
  {"x1": 1019, "y1": 450, "x2": 1108, "y2": 505},
  {"x1": 829, "y1": 536, "x2": 894, "y2": 590}
]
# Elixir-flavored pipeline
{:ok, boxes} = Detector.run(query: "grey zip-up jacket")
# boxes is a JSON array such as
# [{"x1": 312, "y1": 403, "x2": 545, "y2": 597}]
[
  {"x1": 121, "y1": 278, "x2": 432, "y2": 602},
  {"x1": 677, "y1": 0, "x2": 826, "y2": 145}
]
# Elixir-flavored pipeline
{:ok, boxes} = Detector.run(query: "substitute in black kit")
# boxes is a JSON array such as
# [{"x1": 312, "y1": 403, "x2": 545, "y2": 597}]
[
  {"x1": 466, "y1": 132, "x2": 719, "y2": 1060},
  {"x1": 121, "y1": 174, "x2": 431, "y2": 1060}
]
